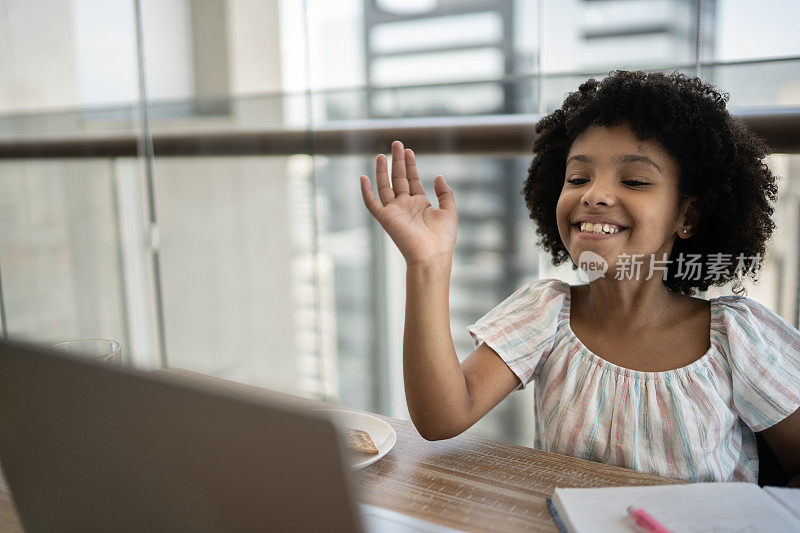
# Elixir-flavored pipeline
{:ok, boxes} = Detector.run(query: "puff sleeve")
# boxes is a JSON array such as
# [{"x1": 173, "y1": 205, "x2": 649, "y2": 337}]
[
  {"x1": 467, "y1": 278, "x2": 567, "y2": 389},
  {"x1": 719, "y1": 296, "x2": 800, "y2": 432}
]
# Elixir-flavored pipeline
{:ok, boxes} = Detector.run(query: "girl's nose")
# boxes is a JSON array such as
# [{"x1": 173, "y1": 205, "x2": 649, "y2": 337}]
[{"x1": 581, "y1": 179, "x2": 615, "y2": 207}]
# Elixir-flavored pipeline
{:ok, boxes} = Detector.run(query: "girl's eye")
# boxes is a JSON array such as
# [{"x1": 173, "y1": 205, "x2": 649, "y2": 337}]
[{"x1": 566, "y1": 178, "x2": 649, "y2": 187}]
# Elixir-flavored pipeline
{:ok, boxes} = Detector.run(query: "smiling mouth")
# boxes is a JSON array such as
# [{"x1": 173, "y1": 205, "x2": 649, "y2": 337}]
[{"x1": 573, "y1": 223, "x2": 628, "y2": 236}]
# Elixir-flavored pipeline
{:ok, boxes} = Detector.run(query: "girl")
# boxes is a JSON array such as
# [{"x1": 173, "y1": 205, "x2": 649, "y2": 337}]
[{"x1": 359, "y1": 71, "x2": 800, "y2": 486}]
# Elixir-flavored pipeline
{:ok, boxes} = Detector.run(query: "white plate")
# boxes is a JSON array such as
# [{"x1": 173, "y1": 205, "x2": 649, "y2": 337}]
[{"x1": 322, "y1": 409, "x2": 397, "y2": 469}]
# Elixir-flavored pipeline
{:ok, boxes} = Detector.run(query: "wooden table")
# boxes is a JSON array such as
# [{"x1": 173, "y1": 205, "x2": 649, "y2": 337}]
[{"x1": 0, "y1": 368, "x2": 680, "y2": 532}]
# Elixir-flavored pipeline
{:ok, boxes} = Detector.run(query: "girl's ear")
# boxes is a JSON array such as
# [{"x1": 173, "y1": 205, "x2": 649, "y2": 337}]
[{"x1": 678, "y1": 196, "x2": 700, "y2": 238}]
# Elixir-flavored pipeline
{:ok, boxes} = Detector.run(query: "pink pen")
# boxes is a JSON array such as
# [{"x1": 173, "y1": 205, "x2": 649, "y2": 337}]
[{"x1": 626, "y1": 505, "x2": 673, "y2": 533}]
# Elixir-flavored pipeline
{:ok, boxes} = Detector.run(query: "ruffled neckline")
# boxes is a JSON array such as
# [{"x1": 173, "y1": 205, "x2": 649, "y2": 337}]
[{"x1": 556, "y1": 280, "x2": 724, "y2": 380}]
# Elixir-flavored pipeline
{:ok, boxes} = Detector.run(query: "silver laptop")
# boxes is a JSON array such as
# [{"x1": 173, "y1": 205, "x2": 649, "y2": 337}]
[{"x1": 0, "y1": 339, "x2": 459, "y2": 533}]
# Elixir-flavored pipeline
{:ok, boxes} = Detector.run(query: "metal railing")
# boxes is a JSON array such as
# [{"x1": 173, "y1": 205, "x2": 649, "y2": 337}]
[{"x1": 1, "y1": 108, "x2": 799, "y2": 158}]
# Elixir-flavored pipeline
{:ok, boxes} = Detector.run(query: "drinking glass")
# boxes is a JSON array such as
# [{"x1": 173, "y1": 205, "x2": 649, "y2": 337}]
[{"x1": 49, "y1": 339, "x2": 123, "y2": 364}]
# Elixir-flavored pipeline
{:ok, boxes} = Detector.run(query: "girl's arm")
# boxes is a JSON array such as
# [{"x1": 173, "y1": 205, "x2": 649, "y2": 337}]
[
  {"x1": 759, "y1": 406, "x2": 800, "y2": 487},
  {"x1": 360, "y1": 141, "x2": 520, "y2": 440},
  {"x1": 404, "y1": 259, "x2": 520, "y2": 440}
]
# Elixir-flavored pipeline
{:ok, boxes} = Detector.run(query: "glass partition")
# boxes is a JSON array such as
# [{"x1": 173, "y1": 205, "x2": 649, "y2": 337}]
[
  {"x1": 0, "y1": 160, "x2": 129, "y2": 346},
  {"x1": 2, "y1": 0, "x2": 799, "y2": 447}
]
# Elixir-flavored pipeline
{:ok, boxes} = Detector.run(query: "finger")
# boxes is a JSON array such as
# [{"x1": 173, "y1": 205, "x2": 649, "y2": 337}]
[
  {"x1": 360, "y1": 176, "x2": 383, "y2": 217},
  {"x1": 405, "y1": 148, "x2": 425, "y2": 196},
  {"x1": 434, "y1": 175, "x2": 456, "y2": 212},
  {"x1": 375, "y1": 154, "x2": 395, "y2": 206},
  {"x1": 391, "y1": 140, "x2": 410, "y2": 196}
]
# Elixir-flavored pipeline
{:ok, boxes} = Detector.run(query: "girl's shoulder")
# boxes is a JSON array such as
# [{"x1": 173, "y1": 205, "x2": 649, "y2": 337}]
[
  {"x1": 487, "y1": 277, "x2": 571, "y2": 313},
  {"x1": 468, "y1": 278, "x2": 570, "y2": 344},
  {"x1": 710, "y1": 294, "x2": 800, "y2": 346},
  {"x1": 526, "y1": 277, "x2": 572, "y2": 295},
  {"x1": 467, "y1": 278, "x2": 571, "y2": 389},
  {"x1": 709, "y1": 294, "x2": 800, "y2": 432},
  {"x1": 517, "y1": 277, "x2": 571, "y2": 292},
  {"x1": 709, "y1": 294, "x2": 800, "y2": 386},
  {"x1": 514, "y1": 278, "x2": 572, "y2": 318}
]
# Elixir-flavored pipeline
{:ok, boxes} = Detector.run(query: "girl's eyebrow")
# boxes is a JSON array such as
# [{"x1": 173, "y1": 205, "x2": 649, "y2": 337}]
[
  {"x1": 615, "y1": 154, "x2": 663, "y2": 174},
  {"x1": 565, "y1": 154, "x2": 663, "y2": 174},
  {"x1": 566, "y1": 154, "x2": 592, "y2": 166}
]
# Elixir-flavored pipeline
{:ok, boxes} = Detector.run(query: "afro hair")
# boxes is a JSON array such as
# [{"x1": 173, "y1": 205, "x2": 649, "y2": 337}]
[{"x1": 523, "y1": 70, "x2": 779, "y2": 296}]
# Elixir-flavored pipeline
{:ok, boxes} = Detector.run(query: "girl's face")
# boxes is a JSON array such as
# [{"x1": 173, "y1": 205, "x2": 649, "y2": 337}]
[{"x1": 555, "y1": 123, "x2": 692, "y2": 276}]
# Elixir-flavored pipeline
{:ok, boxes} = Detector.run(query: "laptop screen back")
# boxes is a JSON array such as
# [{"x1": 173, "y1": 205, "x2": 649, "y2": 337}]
[{"x1": 0, "y1": 339, "x2": 362, "y2": 533}]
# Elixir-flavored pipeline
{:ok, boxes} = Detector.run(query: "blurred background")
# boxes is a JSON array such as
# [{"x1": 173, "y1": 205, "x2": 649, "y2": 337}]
[{"x1": 1, "y1": 0, "x2": 799, "y2": 446}]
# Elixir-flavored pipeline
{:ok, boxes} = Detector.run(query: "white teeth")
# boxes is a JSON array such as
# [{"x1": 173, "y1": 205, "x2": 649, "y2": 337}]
[{"x1": 579, "y1": 222, "x2": 621, "y2": 235}]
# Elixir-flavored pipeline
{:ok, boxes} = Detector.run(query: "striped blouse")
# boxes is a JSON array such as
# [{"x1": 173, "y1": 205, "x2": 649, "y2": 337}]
[{"x1": 467, "y1": 278, "x2": 800, "y2": 483}]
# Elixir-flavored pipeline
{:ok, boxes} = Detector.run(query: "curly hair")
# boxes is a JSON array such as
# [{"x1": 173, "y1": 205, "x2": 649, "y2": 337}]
[{"x1": 523, "y1": 70, "x2": 779, "y2": 296}]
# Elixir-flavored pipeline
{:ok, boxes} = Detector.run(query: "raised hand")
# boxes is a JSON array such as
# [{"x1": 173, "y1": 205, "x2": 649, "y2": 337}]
[{"x1": 360, "y1": 140, "x2": 458, "y2": 266}]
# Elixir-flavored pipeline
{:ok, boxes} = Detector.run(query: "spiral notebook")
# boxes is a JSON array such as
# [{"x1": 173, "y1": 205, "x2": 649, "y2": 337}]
[{"x1": 547, "y1": 483, "x2": 800, "y2": 533}]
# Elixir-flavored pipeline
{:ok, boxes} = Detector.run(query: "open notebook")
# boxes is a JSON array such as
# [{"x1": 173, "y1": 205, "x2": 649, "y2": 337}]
[{"x1": 548, "y1": 483, "x2": 800, "y2": 533}]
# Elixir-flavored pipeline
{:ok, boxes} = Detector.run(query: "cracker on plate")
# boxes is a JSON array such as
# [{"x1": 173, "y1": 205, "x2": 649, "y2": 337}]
[{"x1": 346, "y1": 428, "x2": 379, "y2": 455}]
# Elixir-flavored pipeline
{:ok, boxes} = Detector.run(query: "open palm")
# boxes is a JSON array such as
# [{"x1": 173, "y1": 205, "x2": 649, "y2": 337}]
[{"x1": 360, "y1": 141, "x2": 458, "y2": 266}]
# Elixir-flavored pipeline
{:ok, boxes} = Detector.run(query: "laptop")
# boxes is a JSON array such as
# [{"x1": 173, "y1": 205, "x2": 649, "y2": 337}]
[{"x1": 0, "y1": 339, "x2": 460, "y2": 532}]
